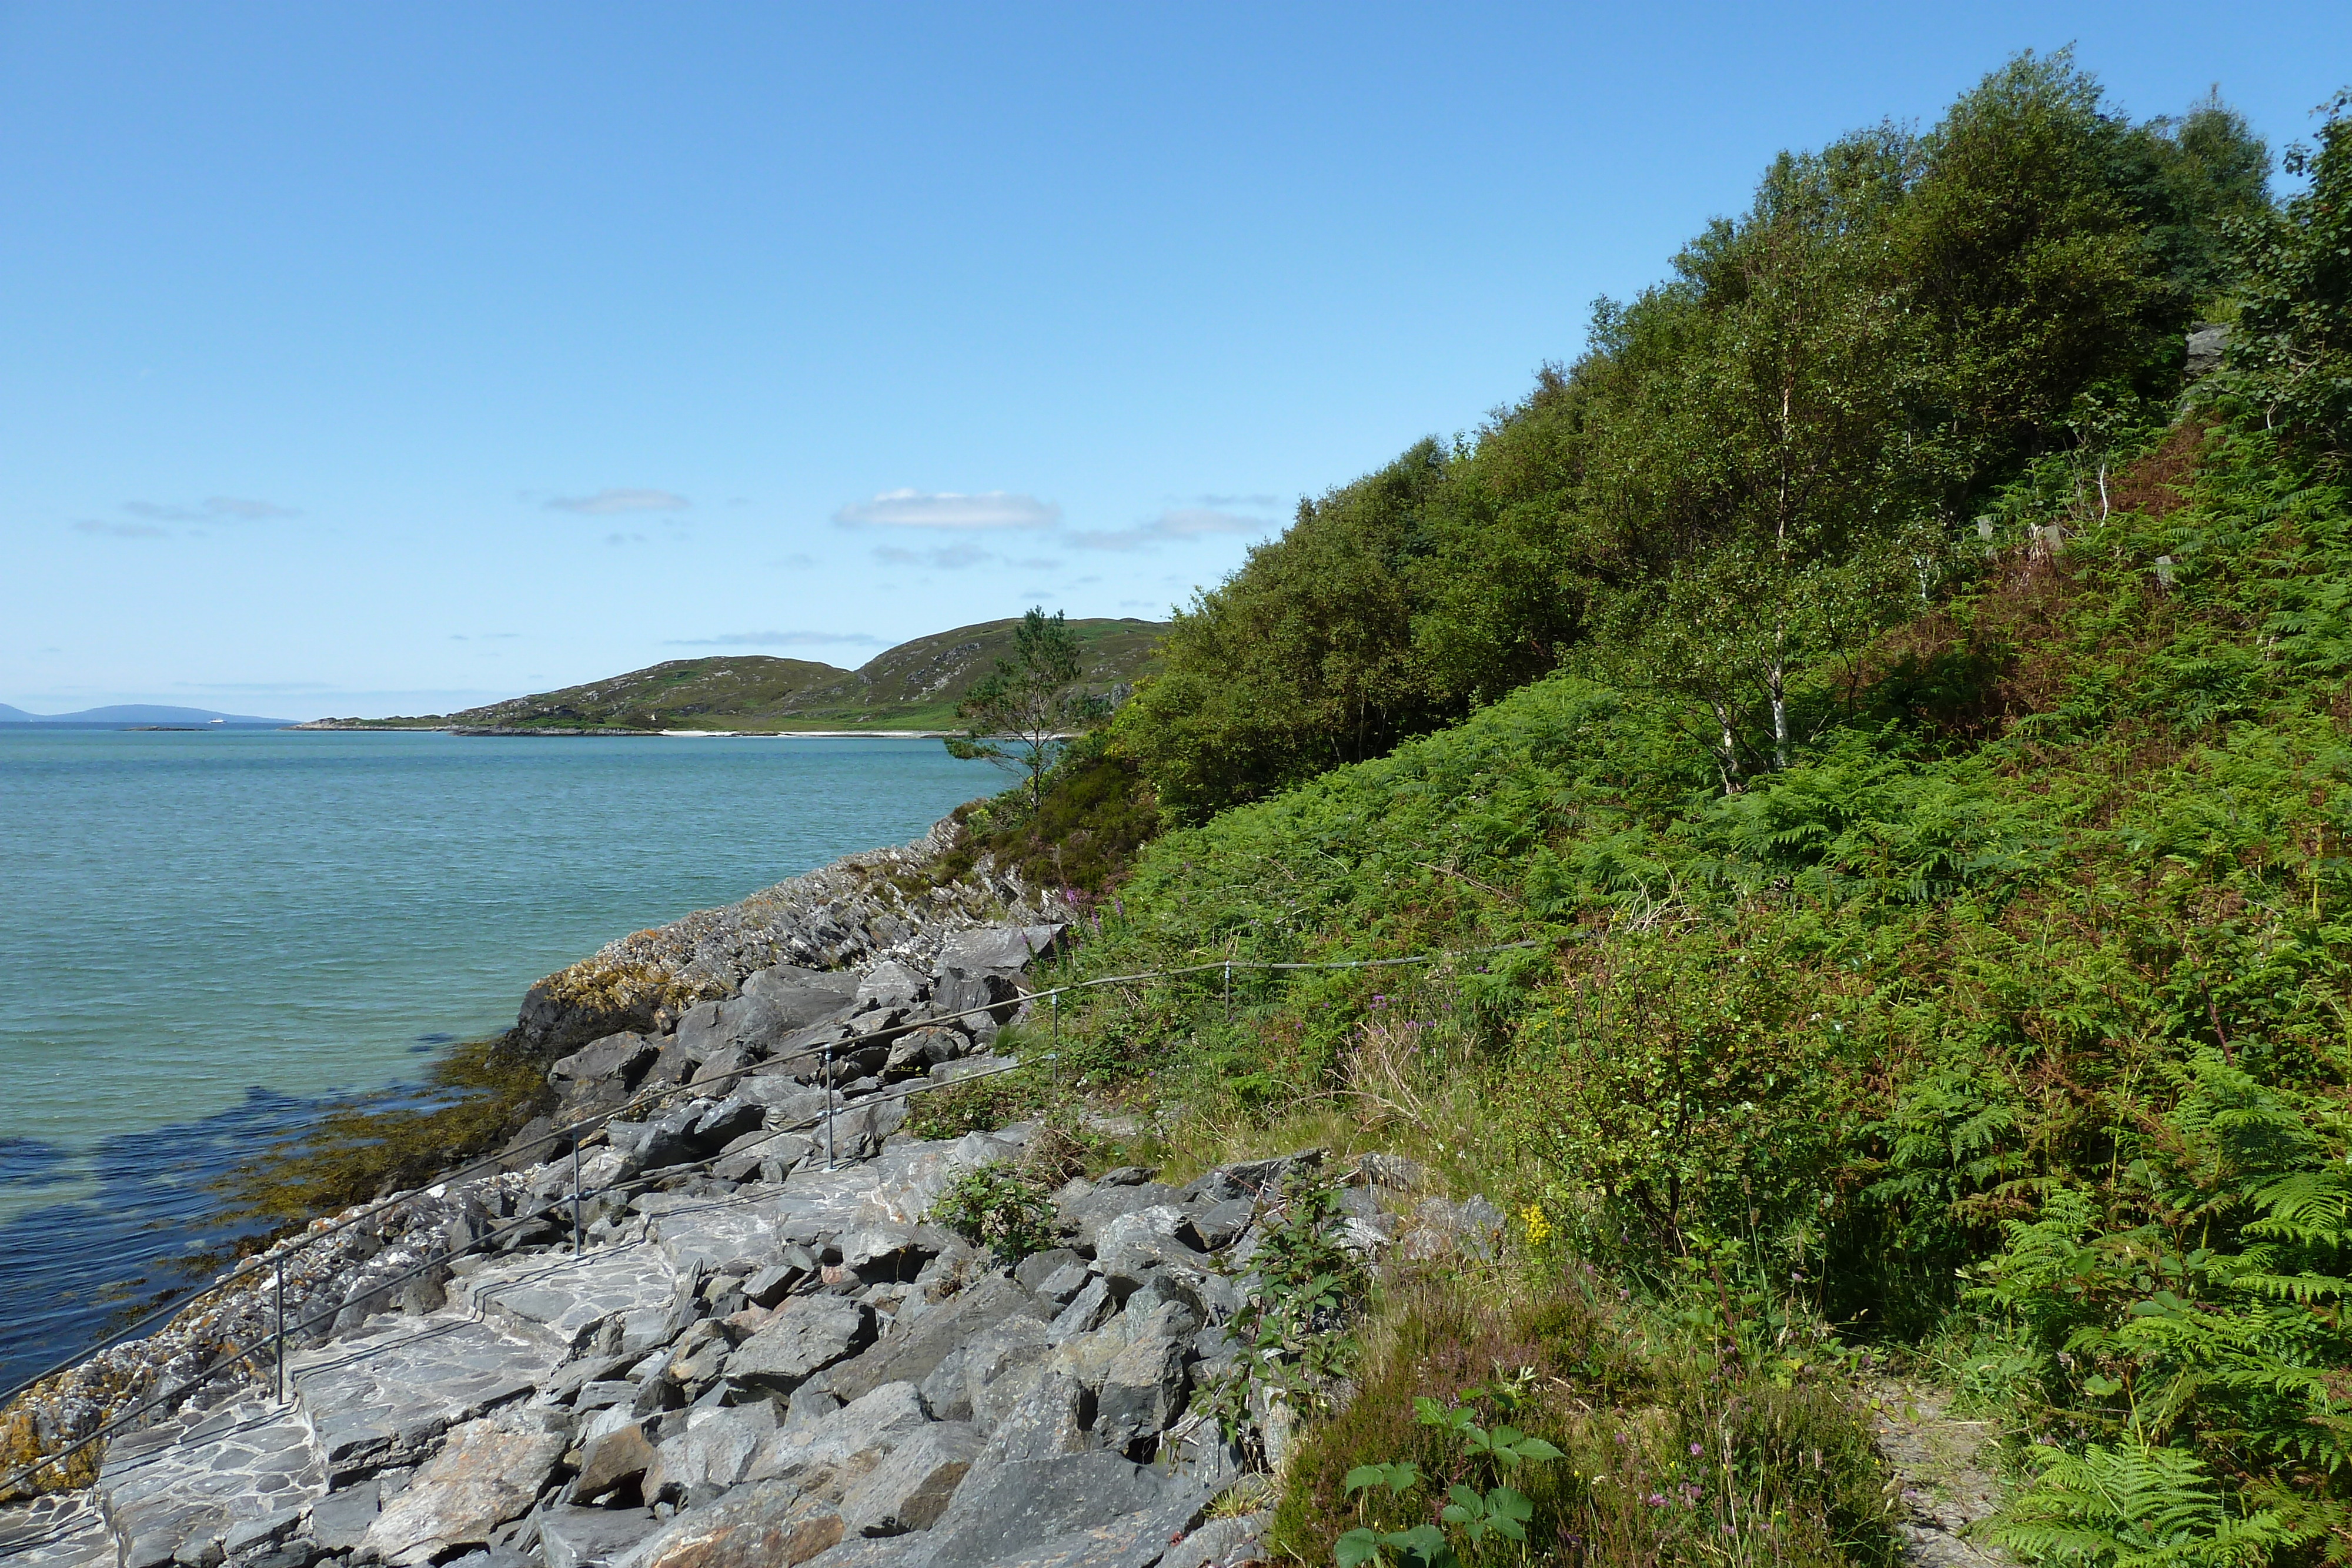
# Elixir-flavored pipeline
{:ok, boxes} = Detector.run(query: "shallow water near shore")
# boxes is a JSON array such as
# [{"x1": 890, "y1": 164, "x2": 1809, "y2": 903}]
[{"x1": 0, "y1": 728, "x2": 997, "y2": 1390}]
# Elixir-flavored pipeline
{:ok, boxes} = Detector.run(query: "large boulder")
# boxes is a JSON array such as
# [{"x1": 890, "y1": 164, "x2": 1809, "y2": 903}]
[
  {"x1": 361, "y1": 1413, "x2": 568, "y2": 1566},
  {"x1": 542, "y1": 1506, "x2": 665, "y2": 1568},
  {"x1": 612, "y1": 1480, "x2": 847, "y2": 1568},
  {"x1": 923, "y1": 1453, "x2": 1202, "y2": 1568},
  {"x1": 553, "y1": 1032, "x2": 660, "y2": 1089},
  {"x1": 727, "y1": 1296, "x2": 877, "y2": 1395},
  {"x1": 837, "y1": 1422, "x2": 984, "y2": 1537},
  {"x1": 820, "y1": 1276, "x2": 1043, "y2": 1406}
]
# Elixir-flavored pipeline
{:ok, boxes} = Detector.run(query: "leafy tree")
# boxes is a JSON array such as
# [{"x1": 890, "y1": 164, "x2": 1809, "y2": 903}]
[
  {"x1": 946, "y1": 607, "x2": 1106, "y2": 812},
  {"x1": 2231, "y1": 91, "x2": 2352, "y2": 456}
]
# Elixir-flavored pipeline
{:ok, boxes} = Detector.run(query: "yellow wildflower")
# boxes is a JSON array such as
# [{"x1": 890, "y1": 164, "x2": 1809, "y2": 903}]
[{"x1": 1522, "y1": 1202, "x2": 1552, "y2": 1247}]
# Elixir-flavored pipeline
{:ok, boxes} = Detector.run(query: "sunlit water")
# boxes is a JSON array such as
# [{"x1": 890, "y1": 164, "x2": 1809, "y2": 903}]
[{"x1": 0, "y1": 728, "x2": 996, "y2": 1389}]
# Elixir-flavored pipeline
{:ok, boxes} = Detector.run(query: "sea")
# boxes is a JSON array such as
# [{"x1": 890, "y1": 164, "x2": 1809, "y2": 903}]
[{"x1": 0, "y1": 727, "x2": 1000, "y2": 1393}]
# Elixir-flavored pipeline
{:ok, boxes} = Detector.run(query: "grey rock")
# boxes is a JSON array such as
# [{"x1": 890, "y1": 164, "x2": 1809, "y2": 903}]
[
  {"x1": 856, "y1": 961, "x2": 930, "y2": 1013},
  {"x1": 554, "y1": 1033, "x2": 660, "y2": 1088},
  {"x1": 745, "y1": 1258, "x2": 813, "y2": 1308},
  {"x1": 647, "y1": 1403, "x2": 779, "y2": 1508},
  {"x1": 1046, "y1": 1278, "x2": 1115, "y2": 1342},
  {"x1": 974, "y1": 1369, "x2": 1093, "y2": 1464},
  {"x1": 726, "y1": 1296, "x2": 876, "y2": 1395},
  {"x1": 361, "y1": 1414, "x2": 567, "y2": 1567},
  {"x1": 924, "y1": 1453, "x2": 1197, "y2": 1568},
  {"x1": 959, "y1": 1316, "x2": 1054, "y2": 1430},
  {"x1": 2187, "y1": 322, "x2": 2229, "y2": 380},
  {"x1": 1093, "y1": 1318, "x2": 1188, "y2": 1455},
  {"x1": 837, "y1": 1226, "x2": 936, "y2": 1282},
  {"x1": 1159, "y1": 1513, "x2": 1270, "y2": 1568},
  {"x1": 539, "y1": 1507, "x2": 664, "y2": 1568},
  {"x1": 1218, "y1": 1151, "x2": 1322, "y2": 1200},
  {"x1": 610, "y1": 1480, "x2": 848, "y2": 1568},
  {"x1": 1013, "y1": 1249, "x2": 1084, "y2": 1296},
  {"x1": 935, "y1": 925, "x2": 1063, "y2": 977},
  {"x1": 1185, "y1": 1199, "x2": 1254, "y2": 1253},
  {"x1": 883, "y1": 1028, "x2": 970, "y2": 1079},
  {"x1": 307, "y1": 1481, "x2": 380, "y2": 1553},
  {"x1": 1095, "y1": 1209, "x2": 1208, "y2": 1294},
  {"x1": 1057, "y1": 1185, "x2": 1183, "y2": 1253},
  {"x1": 573, "y1": 1421, "x2": 660, "y2": 1504},
  {"x1": 796, "y1": 1537, "x2": 938, "y2": 1568},
  {"x1": 744, "y1": 1382, "x2": 934, "y2": 1491},
  {"x1": 822, "y1": 1276, "x2": 1042, "y2": 1406},
  {"x1": 837, "y1": 1423, "x2": 983, "y2": 1537}
]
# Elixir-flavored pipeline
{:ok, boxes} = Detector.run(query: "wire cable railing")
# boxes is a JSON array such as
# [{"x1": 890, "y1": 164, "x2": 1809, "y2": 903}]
[{"x1": 1, "y1": 937, "x2": 1540, "y2": 1500}]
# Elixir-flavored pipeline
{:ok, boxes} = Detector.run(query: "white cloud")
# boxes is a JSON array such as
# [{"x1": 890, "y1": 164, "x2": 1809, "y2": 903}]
[
  {"x1": 76, "y1": 520, "x2": 171, "y2": 539},
  {"x1": 1068, "y1": 506, "x2": 1269, "y2": 551},
  {"x1": 549, "y1": 489, "x2": 690, "y2": 514},
  {"x1": 120, "y1": 496, "x2": 300, "y2": 524},
  {"x1": 205, "y1": 496, "x2": 300, "y2": 519},
  {"x1": 873, "y1": 543, "x2": 994, "y2": 571},
  {"x1": 664, "y1": 631, "x2": 886, "y2": 647},
  {"x1": 602, "y1": 531, "x2": 648, "y2": 546},
  {"x1": 836, "y1": 489, "x2": 1059, "y2": 530}
]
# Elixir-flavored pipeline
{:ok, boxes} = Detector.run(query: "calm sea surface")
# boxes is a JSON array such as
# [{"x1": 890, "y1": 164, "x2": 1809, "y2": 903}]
[{"x1": 0, "y1": 728, "x2": 997, "y2": 1389}]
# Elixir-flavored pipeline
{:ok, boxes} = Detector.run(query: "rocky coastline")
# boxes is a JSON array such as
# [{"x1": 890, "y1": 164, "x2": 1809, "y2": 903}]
[{"x1": 0, "y1": 817, "x2": 1494, "y2": 1568}]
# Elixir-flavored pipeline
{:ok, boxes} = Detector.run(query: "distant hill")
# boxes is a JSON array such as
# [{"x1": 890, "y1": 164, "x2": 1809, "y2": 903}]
[
  {"x1": 312, "y1": 617, "x2": 1167, "y2": 733},
  {"x1": 0, "y1": 703, "x2": 293, "y2": 726}
]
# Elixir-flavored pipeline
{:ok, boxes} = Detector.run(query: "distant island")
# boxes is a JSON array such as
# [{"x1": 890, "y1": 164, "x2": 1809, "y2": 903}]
[
  {"x1": 296, "y1": 616, "x2": 1167, "y2": 734},
  {"x1": 0, "y1": 703, "x2": 294, "y2": 726}
]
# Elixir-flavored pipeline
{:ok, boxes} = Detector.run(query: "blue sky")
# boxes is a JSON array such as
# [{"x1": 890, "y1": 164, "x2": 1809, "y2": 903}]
[{"x1": 5, "y1": 2, "x2": 2347, "y2": 718}]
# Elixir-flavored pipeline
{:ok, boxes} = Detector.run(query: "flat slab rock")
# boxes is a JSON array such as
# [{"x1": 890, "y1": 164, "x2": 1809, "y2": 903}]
[
  {"x1": 452, "y1": 1241, "x2": 681, "y2": 1352},
  {"x1": 362, "y1": 1412, "x2": 570, "y2": 1567},
  {"x1": 0, "y1": 1488, "x2": 119, "y2": 1568},
  {"x1": 639, "y1": 1193, "x2": 783, "y2": 1274},
  {"x1": 289, "y1": 1311, "x2": 559, "y2": 1479},
  {"x1": 96, "y1": 1398, "x2": 328, "y2": 1568}
]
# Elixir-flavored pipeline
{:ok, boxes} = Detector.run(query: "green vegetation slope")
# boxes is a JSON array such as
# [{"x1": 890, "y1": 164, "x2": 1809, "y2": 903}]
[{"x1": 925, "y1": 59, "x2": 2352, "y2": 1568}]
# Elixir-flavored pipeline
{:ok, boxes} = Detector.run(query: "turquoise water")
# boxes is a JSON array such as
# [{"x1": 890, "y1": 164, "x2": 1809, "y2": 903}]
[{"x1": 0, "y1": 728, "x2": 997, "y2": 1387}]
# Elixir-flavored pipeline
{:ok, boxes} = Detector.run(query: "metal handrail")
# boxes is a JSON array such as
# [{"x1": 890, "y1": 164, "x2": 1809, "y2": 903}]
[{"x1": 1, "y1": 937, "x2": 1541, "y2": 1496}]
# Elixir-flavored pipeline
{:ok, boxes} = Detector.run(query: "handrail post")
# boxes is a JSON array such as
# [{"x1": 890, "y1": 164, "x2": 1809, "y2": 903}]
[
  {"x1": 571, "y1": 1135, "x2": 582, "y2": 1253},
  {"x1": 824, "y1": 1043, "x2": 836, "y2": 1171},
  {"x1": 1224, "y1": 962, "x2": 1231, "y2": 1023},
  {"x1": 1051, "y1": 989, "x2": 1059, "y2": 1049},
  {"x1": 273, "y1": 1256, "x2": 285, "y2": 1405}
]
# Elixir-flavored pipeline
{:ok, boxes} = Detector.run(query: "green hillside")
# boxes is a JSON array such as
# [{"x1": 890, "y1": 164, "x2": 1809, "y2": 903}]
[
  {"x1": 910, "y1": 60, "x2": 2352, "y2": 1568},
  {"x1": 326, "y1": 616, "x2": 1164, "y2": 731}
]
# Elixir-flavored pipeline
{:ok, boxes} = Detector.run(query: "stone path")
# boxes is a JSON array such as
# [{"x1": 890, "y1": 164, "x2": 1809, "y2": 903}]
[
  {"x1": 1867, "y1": 1379, "x2": 2016, "y2": 1567},
  {"x1": 98, "y1": 1399, "x2": 327, "y2": 1568},
  {"x1": 0, "y1": 1489, "x2": 115, "y2": 1568},
  {"x1": 453, "y1": 1242, "x2": 681, "y2": 1355},
  {"x1": 289, "y1": 1311, "x2": 566, "y2": 1485}
]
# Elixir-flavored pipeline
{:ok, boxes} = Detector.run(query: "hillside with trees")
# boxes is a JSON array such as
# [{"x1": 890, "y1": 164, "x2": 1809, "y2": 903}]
[
  {"x1": 920, "y1": 56, "x2": 2352, "y2": 1566},
  {"x1": 314, "y1": 616, "x2": 1164, "y2": 732}
]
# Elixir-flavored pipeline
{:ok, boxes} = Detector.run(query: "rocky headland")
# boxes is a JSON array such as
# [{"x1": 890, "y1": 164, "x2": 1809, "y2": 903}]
[{"x1": 0, "y1": 818, "x2": 1497, "y2": 1568}]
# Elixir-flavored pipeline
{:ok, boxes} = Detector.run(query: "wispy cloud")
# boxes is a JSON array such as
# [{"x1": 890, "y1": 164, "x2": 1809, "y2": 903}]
[
  {"x1": 603, "y1": 531, "x2": 649, "y2": 547},
  {"x1": 873, "y1": 543, "x2": 995, "y2": 571},
  {"x1": 1068, "y1": 506, "x2": 1269, "y2": 551},
  {"x1": 118, "y1": 496, "x2": 301, "y2": 524},
  {"x1": 75, "y1": 520, "x2": 171, "y2": 539},
  {"x1": 664, "y1": 630, "x2": 886, "y2": 648},
  {"x1": 1196, "y1": 493, "x2": 1281, "y2": 510},
  {"x1": 204, "y1": 496, "x2": 300, "y2": 519},
  {"x1": 549, "y1": 489, "x2": 690, "y2": 515},
  {"x1": 836, "y1": 490, "x2": 1058, "y2": 530}
]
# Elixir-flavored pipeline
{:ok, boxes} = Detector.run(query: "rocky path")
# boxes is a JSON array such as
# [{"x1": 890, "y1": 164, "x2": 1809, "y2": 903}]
[
  {"x1": 2, "y1": 1122, "x2": 1411, "y2": 1568},
  {"x1": 1867, "y1": 1380, "x2": 2016, "y2": 1567},
  {"x1": 1, "y1": 914, "x2": 1499, "y2": 1568}
]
